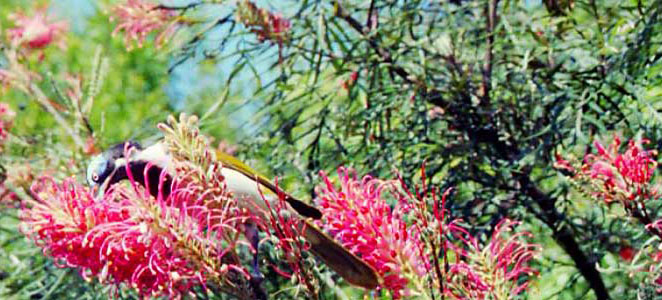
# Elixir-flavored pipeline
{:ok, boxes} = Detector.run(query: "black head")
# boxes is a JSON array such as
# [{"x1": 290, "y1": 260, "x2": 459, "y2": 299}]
[{"x1": 86, "y1": 141, "x2": 142, "y2": 187}]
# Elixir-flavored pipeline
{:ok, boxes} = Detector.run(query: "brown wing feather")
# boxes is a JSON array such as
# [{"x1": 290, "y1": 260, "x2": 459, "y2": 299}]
[{"x1": 302, "y1": 219, "x2": 380, "y2": 289}]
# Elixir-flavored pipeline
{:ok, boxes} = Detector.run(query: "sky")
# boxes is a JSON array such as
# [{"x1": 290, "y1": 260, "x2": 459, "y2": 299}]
[{"x1": 50, "y1": 0, "x2": 264, "y2": 111}]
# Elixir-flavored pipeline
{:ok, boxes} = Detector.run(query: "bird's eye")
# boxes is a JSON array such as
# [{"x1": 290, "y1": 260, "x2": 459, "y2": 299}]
[{"x1": 92, "y1": 173, "x2": 99, "y2": 182}]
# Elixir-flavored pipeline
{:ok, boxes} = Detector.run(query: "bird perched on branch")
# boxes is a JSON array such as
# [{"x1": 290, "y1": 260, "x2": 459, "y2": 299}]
[{"x1": 86, "y1": 140, "x2": 380, "y2": 289}]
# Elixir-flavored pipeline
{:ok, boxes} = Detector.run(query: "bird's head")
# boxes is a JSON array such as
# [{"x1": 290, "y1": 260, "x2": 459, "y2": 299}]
[
  {"x1": 86, "y1": 154, "x2": 114, "y2": 188},
  {"x1": 86, "y1": 141, "x2": 142, "y2": 189}
]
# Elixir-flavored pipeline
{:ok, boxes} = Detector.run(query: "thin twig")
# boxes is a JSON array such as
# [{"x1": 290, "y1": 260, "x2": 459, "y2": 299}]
[{"x1": 28, "y1": 83, "x2": 86, "y2": 150}]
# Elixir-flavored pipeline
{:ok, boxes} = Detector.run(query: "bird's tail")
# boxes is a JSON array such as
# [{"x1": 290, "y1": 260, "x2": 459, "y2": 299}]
[{"x1": 301, "y1": 219, "x2": 381, "y2": 289}]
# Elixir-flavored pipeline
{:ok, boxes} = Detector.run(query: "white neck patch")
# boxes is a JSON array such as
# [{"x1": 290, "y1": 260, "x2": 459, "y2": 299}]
[{"x1": 134, "y1": 142, "x2": 172, "y2": 172}]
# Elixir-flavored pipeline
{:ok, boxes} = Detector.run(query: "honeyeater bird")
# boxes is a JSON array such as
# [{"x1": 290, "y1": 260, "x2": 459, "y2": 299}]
[{"x1": 86, "y1": 141, "x2": 380, "y2": 289}]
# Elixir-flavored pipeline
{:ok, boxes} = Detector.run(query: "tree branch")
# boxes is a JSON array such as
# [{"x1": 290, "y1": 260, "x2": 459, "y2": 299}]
[
  {"x1": 480, "y1": 0, "x2": 499, "y2": 106},
  {"x1": 333, "y1": 2, "x2": 414, "y2": 84},
  {"x1": 517, "y1": 174, "x2": 611, "y2": 300}
]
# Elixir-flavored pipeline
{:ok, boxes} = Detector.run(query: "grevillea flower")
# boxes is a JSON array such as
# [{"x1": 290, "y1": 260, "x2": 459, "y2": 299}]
[
  {"x1": 23, "y1": 176, "x2": 195, "y2": 296},
  {"x1": 21, "y1": 116, "x2": 262, "y2": 298},
  {"x1": 7, "y1": 7, "x2": 68, "y2": 50},
  {"x1": 110, "y1": 0, "x2": 179, "y2": 50},
  {"x1": 236, "y1": 1, "x2": 291, "y2": 45},
  {"x1": 21, "y1": 168, "x2": 254, "y2": 298},
  {"x1": 315, "y1": 168, "x2": 428, "y2": 299},
  {"x1": 446, "y1": 219, "x2": 539, "y2": 299},
  {"x1": 583, "y1": 136, "x2": 657, "y2": 203}
]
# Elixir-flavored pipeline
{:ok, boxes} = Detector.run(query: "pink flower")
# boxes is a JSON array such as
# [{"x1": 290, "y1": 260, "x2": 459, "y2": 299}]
[
  {"x1": 446, "y1": 219, "x2": 539, "y2": 299},
  {"x1": 7, "y1": 7, "x2": 68, "y2": 50},
  {"x1": 236, "y1": 1, "x2": 291, "y2": 45},
  {"x1": 315, "y1": 168, "x2": 427, "y2": 298},
  {"x1": 21, "y1": 162, "x2": 252, "y2": 297},
  {"x1": 110, "y1": 0, "x2": 179, "y2": 50},
  {"x1": 583, "y1": 136, "x2": 658, "y2": 203}
]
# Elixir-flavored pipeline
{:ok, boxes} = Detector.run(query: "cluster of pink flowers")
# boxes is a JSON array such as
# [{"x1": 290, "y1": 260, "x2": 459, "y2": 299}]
[
  {"x1": 583, "y1": 137, "x2": 657, "y2": 202},
  {"x1": 315, "y1": 168, "x2": 428, "y2": 298},
  {"x1": 315, "y1": 167, "x2": 539, "y2": 299},
  {"x1": 23, "y1": 177, "x2": 200, "y2": 296},
  {"x1": 21, "y1": 162, "x2": 252, "y2": 297},
  {"x1": 557, "y1": 136, "x2": 659, "y2": 204},
  {"x1": 555, "y1": 135, "x2": 662, "y2": 288},
  {"x1": 7, "y1": 7, "x2": 68, "y2": 51},
  {"x1": 236, "y1": 1, "x2": 291, "y2": 45},
  {"x1": 110, "y1": 0, "x2": 179, "y2": 50},
  {"x1": 446, "y1": 219, "x2": 539, "y2": 299}
]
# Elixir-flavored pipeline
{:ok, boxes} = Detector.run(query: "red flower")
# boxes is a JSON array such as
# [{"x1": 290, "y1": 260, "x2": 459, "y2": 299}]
[
  {"x1": 349, "y1": 71, "x2": 359, "y2": 83},
  {"x1": 21, "y1": 161, "x2": 251, "y2": 297},
  {"x1": 652, "y1": 251, "x2": 662, "y2": 263},
  {"x1": 7, "y1": 7, "x2": 67, "y2": 50},
  {"x1": 583, "y1": 136, "x2": 658, "y2": 203},
  {"x1": 315, "y1": 168, "x2": 428, "y2": 298},
  {"x1": 619, "y1": 246, "x2": 636, "y2": 262},
  {"x1": 553, "y1": 152, "x2": 575, "y2": 173}
]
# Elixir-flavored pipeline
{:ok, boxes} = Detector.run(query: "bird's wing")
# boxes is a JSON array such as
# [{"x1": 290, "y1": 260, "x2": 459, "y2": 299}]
[
  {"x1": 217, "y1": 152, "x2": 379, "y2": 288},
  {"x1": 216, "y1": 151, "x2": 322, "y2": 219}
]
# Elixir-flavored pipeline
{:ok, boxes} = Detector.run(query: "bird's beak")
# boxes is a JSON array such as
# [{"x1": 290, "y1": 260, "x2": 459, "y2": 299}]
[
  {"x1": 93, "y1": 168, "x2": 119, "y2": 200},
  {"x1": 90, "y1": 182, "x2": 102, "y2": 199}
]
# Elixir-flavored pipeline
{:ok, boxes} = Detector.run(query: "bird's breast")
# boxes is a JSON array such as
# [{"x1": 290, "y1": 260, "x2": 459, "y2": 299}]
[{"x1": 220, "y1": 168, "x2": 273, "y2": 213}]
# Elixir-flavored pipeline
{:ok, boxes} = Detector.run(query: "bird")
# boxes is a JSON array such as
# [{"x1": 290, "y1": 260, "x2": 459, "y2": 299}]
[{"x1": 86, "y1": 140, "x2": 380, "y2": 289}]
